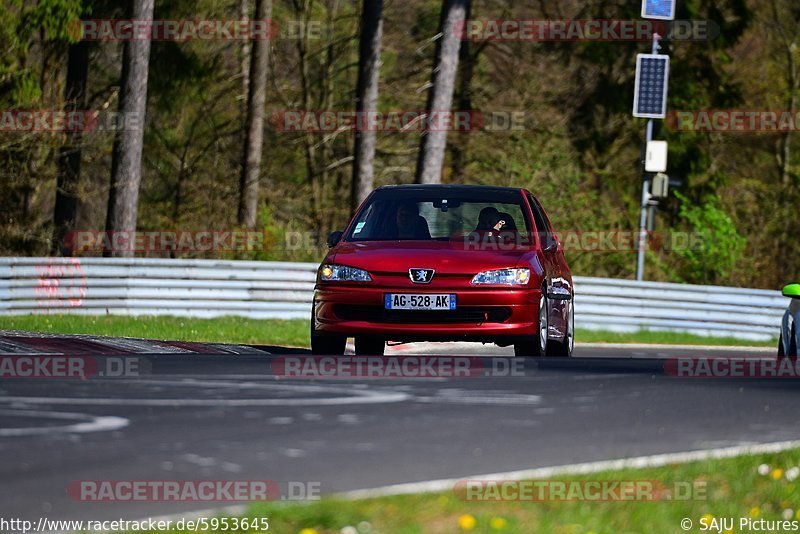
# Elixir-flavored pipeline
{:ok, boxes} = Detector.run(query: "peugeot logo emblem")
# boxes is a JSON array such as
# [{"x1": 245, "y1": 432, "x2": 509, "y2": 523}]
[{"x1": 409, "y1": 268, "x2": 435, "y2": 284}]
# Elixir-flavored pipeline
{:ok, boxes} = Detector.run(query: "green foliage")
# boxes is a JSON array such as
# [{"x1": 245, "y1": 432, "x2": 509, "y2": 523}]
[
  {"x1": 22, "y1": 0, "x2": 85, "y2": 42},
  {"x1": 3, "y1": 0, "x2": 800, "y2": 291},
  {"x1": 674, "y1": 192, "x2": 746, "y2": 284}
]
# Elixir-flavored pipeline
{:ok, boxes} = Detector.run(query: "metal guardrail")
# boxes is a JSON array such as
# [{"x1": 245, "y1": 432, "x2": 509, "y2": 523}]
[{"x1": 0, "y1": 257, "x2": 786, "y2": 341}]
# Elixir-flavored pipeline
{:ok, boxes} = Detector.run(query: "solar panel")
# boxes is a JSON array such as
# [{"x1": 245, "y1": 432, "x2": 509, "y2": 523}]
[
  {"x1": 633, "y1": 54, "x2": 670, "y2": 119},
  {"x1": 642, "y1": 0, "x2": 676, "y2": 20}
]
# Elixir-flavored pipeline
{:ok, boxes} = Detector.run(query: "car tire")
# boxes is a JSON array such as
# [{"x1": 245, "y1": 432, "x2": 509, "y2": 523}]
[
  {"x1": 310, "y1": 308, "x2": 346, "y2": 355},
  {"x1": 790, "y1": 326, "x2": 798, "y2": 359},
  {"x1": 779, "y1": 335, "x2": 786, "y2": 360},
  {"x1": 546, "y1": 301, "x2": 574, "y2": 358},
  {"x1": 355, "y1": 336, "x2": 385, "y2": 356},
  {"x1": 515, "y1": 293, "x2": 548, "y2": 357},
  {"x1": 311, "y1": 332, "x2": 346, "y2": 355}
]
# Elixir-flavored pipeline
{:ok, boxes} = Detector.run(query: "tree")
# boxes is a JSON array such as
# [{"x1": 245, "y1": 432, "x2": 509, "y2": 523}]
[
  {"x1": 765, "y1": 0, "x2": 800, "y2": 186},
  {"x1": 52, "y1": 39, "x2": 89, "y2": 256},
  {"x1": 351, "y1": 0, "x2": 384, "y2": 212},
  {"x1": 104, "y1": 0, "x2": 155, "y2": 257},
  {"x1": 415, "y1": 0, "x2": 470, "y2": 184},
  {"x1": 238, "y1": 0, "x2": 272, "y2": 229}
]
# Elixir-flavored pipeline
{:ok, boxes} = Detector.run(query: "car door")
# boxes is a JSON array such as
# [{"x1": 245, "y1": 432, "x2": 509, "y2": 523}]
[{"x1": 527, "y1": 193, "x2": 570, "y2": 341}]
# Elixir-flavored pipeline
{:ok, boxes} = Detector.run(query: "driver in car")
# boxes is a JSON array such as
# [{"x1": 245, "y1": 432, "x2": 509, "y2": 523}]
[{"x1": 392, "y1": 202, "x2": 431, "y2": 240}]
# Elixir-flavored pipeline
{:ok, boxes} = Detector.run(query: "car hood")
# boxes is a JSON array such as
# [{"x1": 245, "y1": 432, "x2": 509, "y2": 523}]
[{"x1": 329, "y1": 241, "x2": 530, "y2": 275}]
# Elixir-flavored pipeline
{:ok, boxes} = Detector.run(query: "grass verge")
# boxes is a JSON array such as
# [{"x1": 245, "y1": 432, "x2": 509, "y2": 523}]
[
  {"x1": 0, "y1": 315, "x2": 309, "y2": 348},
  {"x1": 130, "y1": 447, "x2": 800, "y2": 533},
  {"x1": 575, "y1": 329, "x2": 777, "y2": 348},
  {"x1": 0, "y1": 315, "x2": 776, "y2": 349}
]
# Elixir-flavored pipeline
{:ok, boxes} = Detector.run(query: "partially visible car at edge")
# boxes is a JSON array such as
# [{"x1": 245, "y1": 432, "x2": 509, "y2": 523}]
[{"x1": 779, "y1": 283, "x2": 800, "y2": 358}]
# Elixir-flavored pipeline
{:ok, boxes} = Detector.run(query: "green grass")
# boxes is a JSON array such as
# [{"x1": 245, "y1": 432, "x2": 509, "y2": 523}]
[
  {"x1": 0, "y1": 315, "x2": 309, "y2": 348},
  {"x1": 0, "y1": 315, "x2": 776, "y2": 349},
  {"x1": 576, "y1": 329, "x2": 778, "y2": 348},
  {"x1": 123, "y1": 447, "x2": 800, "y2": 534}
]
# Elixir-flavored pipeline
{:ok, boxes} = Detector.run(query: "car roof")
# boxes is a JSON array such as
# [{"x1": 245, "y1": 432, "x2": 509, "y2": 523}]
[{"x1": 375, "y1": 184, "x2": 526, "y2": 194}]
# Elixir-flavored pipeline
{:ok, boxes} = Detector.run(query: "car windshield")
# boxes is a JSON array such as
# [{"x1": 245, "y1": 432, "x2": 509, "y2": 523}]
[{"x1": 346, "y1": 188, "x2": 532, "y2": 243}]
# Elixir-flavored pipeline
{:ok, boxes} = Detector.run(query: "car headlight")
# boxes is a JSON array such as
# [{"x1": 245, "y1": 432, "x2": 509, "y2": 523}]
[
  {"x1": 320, "y1": 264, "x2": 372, "y2": 282},
  {"x1": 471, "y1": 268, "x2": 531, "y2": 286}
]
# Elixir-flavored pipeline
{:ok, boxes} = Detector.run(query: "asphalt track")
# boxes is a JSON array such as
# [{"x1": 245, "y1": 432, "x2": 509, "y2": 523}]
[{"x1": 0, "y1": 330, "x2": 795, "y2": 523}]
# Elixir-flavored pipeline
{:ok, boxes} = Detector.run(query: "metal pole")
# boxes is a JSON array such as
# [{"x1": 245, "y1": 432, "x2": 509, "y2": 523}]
[
  {"x1": 635, "y1": 33, "x2": 661, "y2": 282},
  {"x1": 636, "y1": 119, "x2": 653, "y2": 281}
]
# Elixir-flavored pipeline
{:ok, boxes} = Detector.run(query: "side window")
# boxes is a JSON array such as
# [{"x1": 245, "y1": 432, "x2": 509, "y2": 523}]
[{"x1": 527, "y1": 194, "x2": 552, "y2": 245}]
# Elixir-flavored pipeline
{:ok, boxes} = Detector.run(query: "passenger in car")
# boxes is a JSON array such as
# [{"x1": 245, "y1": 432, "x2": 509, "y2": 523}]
[
  {"x1": 476, "y1": 207, "x2": 501, "y2": 231},
  {"x1": 497, "y1": 212, "x2": 517, "y2": 232},
  {"x1": 476, "y1": 207, "x2": 515, "y2": 233}
]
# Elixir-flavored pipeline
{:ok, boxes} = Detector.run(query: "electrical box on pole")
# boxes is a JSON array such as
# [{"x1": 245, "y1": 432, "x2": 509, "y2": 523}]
[
  {"x1": 651, "y1": 172, "x2": 670, "y2": 199},
  {"x1": 645, "y1": 140, "x2": 668, "y2": 172}
]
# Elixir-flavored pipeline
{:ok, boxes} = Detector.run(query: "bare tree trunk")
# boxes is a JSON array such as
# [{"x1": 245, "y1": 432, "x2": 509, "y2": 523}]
[
  {"x1": 104, "y1": 0, "x2": 154, "y2": 257},
  {"x1": 238, "y1": 0, "x2": 272, "y2": 228},
  {"x1": 52, "y1": 39, "x2": 89, "y2": 256},
  {"x1": 351, "y1": 0, "x2": 383, "y2": 212},
  {"x1": 415, "y1": 0, "x2": 469, "y2": 184},
  {"x1": 240, "y1": 0, "x2": 251, "y2": 125},
  {"x1": 450, "y1": 0, "x2": 478, "y2": 181},
  {"x1": 779, "y1": 43, "x2": 797, "y2": 186}
]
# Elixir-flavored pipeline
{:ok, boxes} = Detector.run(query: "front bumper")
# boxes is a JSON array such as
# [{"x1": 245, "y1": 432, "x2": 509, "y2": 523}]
[{"x1": 313, "y1": 285, "x2": 541, "y2": 342}]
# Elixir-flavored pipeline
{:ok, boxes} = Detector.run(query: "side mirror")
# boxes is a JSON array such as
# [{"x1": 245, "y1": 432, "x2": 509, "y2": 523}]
[
  {"x1": 782, "y1": 284, "x2": 800, "y2": 298},
  {"x1": 326, "y1": 231, "x2": 344, "y2": 248}
]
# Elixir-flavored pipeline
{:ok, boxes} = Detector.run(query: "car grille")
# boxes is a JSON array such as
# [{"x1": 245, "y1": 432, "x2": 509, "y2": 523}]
[{"x1": 334, "y1": 305, "x2": 512, "y2": 324}]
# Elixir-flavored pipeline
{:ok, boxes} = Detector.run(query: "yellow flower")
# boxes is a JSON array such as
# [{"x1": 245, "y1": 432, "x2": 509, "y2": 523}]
[
  {"x1": 458, "y1": 514, "x2": 477, "y2": 531},
  {"x1": 299, "y1": 529, "x2": 319, "y2": 534},
  {"x1": 773, "y1": 469, "x2": 784, "y2": 480},
  {"x1": 702, "y1": 514, "x2": 715, "y2": 524},
  {"x1": 490, "y1": 517, "x2": 507, "y2": 530},
  {"x1": 750, "y1": 508, "x2": 761, "y2": 518}
]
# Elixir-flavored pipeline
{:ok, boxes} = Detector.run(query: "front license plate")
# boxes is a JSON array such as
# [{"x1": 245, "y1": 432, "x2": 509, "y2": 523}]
[{"x1": 385, "y1": 294, "x2": 457, "y2": 311}]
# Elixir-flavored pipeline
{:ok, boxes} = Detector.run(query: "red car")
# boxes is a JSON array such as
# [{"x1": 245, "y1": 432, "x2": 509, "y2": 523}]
[{"x1": 311, "y1": 185, "x2": 574, "y2": 357}]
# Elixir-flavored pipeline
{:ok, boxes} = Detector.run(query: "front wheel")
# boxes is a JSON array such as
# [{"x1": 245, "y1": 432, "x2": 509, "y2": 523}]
[
  {"x1": 515, "y1": 294, "x2": 548, "y2": 357},
  {"x1": 310, "y1": 308, "x2": 346, "y2": 355},
  {"x1": 354, "y1": 336, "x2": 385, "y2": 356},
  {"x1": 311, "y1": 332, "x2": 346, "y2": 355}
]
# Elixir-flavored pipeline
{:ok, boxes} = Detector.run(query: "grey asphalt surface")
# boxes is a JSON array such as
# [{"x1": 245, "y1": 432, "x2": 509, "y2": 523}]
[{"x1": 0, "y1": 331, "x2": 795, "y2": 523}]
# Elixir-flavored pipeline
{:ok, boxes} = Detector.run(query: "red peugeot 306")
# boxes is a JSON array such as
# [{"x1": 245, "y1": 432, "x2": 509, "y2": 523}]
[{"x1": 311, "y1": 184, "x2": 574, "y2": 357}]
